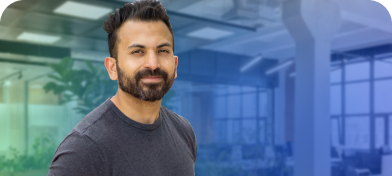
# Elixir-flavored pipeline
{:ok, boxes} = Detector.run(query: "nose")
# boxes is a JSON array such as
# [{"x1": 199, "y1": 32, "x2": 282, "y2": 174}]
[{"x1": 143, "y1": 51, "x2": 160, "y2": 70}]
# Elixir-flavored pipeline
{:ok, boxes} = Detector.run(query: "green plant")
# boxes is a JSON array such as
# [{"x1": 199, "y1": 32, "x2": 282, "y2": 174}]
[
  {"x1": 43, "y1": 57, "x2": 117, "y2": 114},
  {"x1": 0, "y1": 155, "x2": 5, "y2": 171},
  {"x1": 43, "y1": 57, "x2": 177, "y2": 115},
  {"x1": 30, "y1": 135, "x2": 57, "y2": 169},
  {"x1": 0, "y1": 135, "x2": 57, "y2": 173}
]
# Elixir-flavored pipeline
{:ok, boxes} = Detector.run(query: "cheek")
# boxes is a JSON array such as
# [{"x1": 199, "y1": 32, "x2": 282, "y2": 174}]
[
  {"x1": 123, "y1": 59, "x2": 142, "y2": 73},
  {"x1": 163, "y1": 57, "x2": 176, "y2": 69},
  {"x1": 167, "y1": 63, "x2": 176, "y2": 76}
]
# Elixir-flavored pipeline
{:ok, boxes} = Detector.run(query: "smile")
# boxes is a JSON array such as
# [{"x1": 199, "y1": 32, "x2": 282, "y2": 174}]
[{"x1": 141, "y1": 76, "x2": 163, "y2": 82}]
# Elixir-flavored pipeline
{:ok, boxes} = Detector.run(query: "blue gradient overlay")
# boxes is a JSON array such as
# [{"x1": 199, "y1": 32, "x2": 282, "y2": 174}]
[{"x1": 0, "y1": 0, "x2": 392, "y2": 176}]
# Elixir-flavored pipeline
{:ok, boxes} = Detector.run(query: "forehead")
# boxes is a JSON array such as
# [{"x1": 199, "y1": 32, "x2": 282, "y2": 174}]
[{"x1": 117, "y1": 20, "x2": 173, "y2": 47}]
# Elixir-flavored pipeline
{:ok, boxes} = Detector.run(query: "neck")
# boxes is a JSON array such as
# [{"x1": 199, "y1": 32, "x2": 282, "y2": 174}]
[{"x1": 111, "y1": 90, "x2": 162, "y2": 124}]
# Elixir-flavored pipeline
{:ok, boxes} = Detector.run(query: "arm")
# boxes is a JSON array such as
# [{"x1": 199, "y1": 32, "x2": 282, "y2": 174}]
[
  {"x1": 183, "y1": 119, "x2": 197, "y2": 163},
  {"x1": 47, "y1": 131, "x2": 106, "y2": 176},
  {"x1": 190, "y1": 126, "x2": 197, "y2": 163}
]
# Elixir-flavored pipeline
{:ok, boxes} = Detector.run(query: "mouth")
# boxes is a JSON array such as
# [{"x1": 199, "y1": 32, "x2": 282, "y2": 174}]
[
  {"x1": 141, "y1": 76, "x2": 163, "y2": 83},
  {"x1": 142, "y1": 76, "x2": 162, "y2": 78}
]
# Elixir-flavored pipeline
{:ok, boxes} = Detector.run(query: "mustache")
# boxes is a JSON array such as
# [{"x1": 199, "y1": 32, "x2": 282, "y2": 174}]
[{"x1": 135, "y1": 68, "x2": 169, "y2": 82}]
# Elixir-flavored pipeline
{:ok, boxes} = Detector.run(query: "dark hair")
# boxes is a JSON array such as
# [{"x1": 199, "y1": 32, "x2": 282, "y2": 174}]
[{"x1": 103, "y1": 0, "x2": 174, "y2": 59}]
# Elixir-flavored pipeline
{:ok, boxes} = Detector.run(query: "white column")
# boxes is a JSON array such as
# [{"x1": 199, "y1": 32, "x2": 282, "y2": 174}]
[
  {"x1": 282, "y1": 0, "x2": 342, "y2": 175},
  {"x1": 274, "y1": 65, "x2": 287, "y2": 146}
]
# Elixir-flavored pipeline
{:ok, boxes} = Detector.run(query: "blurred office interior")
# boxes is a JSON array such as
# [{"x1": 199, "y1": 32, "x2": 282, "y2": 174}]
[{"x1": 0, "y1": 0, "x2": 392, "y2": 175}]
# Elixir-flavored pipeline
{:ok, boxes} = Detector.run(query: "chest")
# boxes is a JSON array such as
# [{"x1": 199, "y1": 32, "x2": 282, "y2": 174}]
[{"x1": 101, "y1": 127, "x2": 195, "y2": 176}]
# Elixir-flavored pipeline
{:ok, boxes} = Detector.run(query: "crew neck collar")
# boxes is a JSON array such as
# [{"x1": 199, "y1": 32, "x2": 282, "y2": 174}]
[{"x1": 105, "y1": 97, "x2": 163, "y2": 131}]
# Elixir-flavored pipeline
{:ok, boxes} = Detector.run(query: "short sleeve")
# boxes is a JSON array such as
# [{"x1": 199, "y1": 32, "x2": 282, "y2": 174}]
[
  {"x1": 183, "y1": 119, "x2": 197, "y2": 163},
  {"x1": 190, "y1": 125, "x2": 197, "y2": 162},
  {"x1": 48, "y1": 131, "x2": 106, "y2": 176}
]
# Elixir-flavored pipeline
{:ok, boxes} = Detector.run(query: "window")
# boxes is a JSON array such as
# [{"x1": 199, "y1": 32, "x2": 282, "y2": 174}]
[
  {"x1": 227, "y1": 85, "x2": 241, "y2": 94},
  {"x1": 345, "y1": 117, "x2": 370, "y2": 149},
  {"x1": 259, "y1": 92, "x2": 268, "y2": 117},
  {"x1": 331, "y1": 118, "x2": 340, "y2": 147},
  {"x1": 214, "y1": 120, "x2": 227, "y2": 143},
  {"x1": 214, "y1": 84, "x2": 227, "y2": 95},
  {"x1": 375, "y1": 117, "x2": 385, "y2": 148},
  {"x1": 374, "y1": 80, "x2": 392, "y2": 113},
  {"x1": 331, "y1": 58, "x2": 392, "y2": 150},
  {"x1": 214, "y1": 96, "x2": 226, "y2": 119},
  {"x1": 242, "y1": 93, "x2": 257, "y2": 118},
  {"x1": 345, "y1": 82, "x2": 370, "y2": 114},
  {"x1": 242, "y1": 86, "x2": 256, "y2": 93},
  {"x1": 242, "y1": 119, "x2": 257, "y2": 144},
  {"x1": 227, "y1": 120, "x2": 241, "y2": 144},
  {"x1": 259, "y1": 120, "x2": 266, "y2": 144},
  {"x1": 212, "y1": 85, "x2": 272, "y2": 146},
  {"x1": 389, "y1": 115, "x2": 392, "y2": 146},
  {"x1": 330, "y1": 68, "x2": 342, "y2": 83},
  {"x1": 330, "y1": 85, "x2": 341, "y2": 115},
  {"x1": 346, "y1": 61, "x2": 370, "y2": 81},
  {"x1": 227, "y1": 95, "x2": 240, "y2": 118},
  {"x1": 374, "y1": 58, "x2": 392, "y2": 78}
]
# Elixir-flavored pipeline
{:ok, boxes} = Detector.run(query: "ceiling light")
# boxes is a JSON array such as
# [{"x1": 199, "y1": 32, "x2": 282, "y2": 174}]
[
  {"x1": 291, "y1": 66, "x2": 341, "y2": 78},
  {"x1": 240, "y1": 55, "x2": 263, "y2": 72},
  {"x1": 17, "y1": 32, "x2": 61, "y2": 44},
  {"x1": 54, "y1": 1, "x2": 112, "y2": 20},
  {"x1": 266, "y1": 60, "x2": 294, "y2": 75},
  {"x1": 4, "y1": 81, "x2": 11, "y2": 87},
  {"x1": 187, "y1": 27, "x2": 234, "y2": 40}
]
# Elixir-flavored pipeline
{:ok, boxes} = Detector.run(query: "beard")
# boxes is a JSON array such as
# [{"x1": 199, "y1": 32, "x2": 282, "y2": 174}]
[{"x1": 116, "y1": 61, "x2": 175, "y2": 102}]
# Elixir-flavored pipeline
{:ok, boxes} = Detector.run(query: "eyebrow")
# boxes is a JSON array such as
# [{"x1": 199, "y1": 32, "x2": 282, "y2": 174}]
[
  {"x1": 127, "y1": 44, "x2": 145, "y2": 50},
  {"x1": 126, "y1": 42, "x2": 172, "y2": 50},
  {"x1": 157, "y1": 42, "x2": 172, "y2": 48}
]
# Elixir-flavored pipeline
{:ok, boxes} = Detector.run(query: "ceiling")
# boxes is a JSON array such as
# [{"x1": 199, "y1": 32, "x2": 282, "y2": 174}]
[
  {"x1": 0, "y1": 0, "x2": 280, "y2": 61},
  {"x1": 0, "y1": 0, "x2": 391, "y2": 85},
  {"x1": 0, "y1": 0, "x2": 390, "y2": 59}
]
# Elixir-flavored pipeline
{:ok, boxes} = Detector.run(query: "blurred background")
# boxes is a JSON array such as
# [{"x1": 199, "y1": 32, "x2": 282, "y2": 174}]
[{"x1": 0, "y1": 0, "x2": 391, "y2": 175}]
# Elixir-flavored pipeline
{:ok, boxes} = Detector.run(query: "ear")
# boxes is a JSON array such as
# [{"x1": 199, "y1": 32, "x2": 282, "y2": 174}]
[
  {"x1": 174, "y1": 55, "x2": 178, "y2": 79},
  {"x1": 105, "y1": 57, "x2": 118, "y2": 80}
]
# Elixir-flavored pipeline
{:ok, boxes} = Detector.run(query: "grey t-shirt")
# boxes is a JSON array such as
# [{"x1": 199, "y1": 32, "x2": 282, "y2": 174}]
[{"x1": 48, "y1": 98, "x2": 197, "y2": 176}]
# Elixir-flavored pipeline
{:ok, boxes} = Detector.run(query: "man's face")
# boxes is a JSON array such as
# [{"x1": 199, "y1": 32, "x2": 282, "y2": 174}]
[{"x1": 115, "y1": 20, "x2": 177, "y2": 102}]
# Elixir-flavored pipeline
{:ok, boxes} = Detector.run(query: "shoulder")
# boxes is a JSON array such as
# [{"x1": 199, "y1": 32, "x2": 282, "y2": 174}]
[
  {"x1": 54, "y1": 131, "x2": 102, "y2": 157},
  {"x1": 160, "y1": 106, "x2": 193, "y2": 133},
  {"x1": 49, "y1": 99, "x2": 117, "y2": 175},
  {"x1": 48, "y1": 131, "x2": 106, "y2": 175},
  {"x1": 73, "y1": 99, "x2": 112, "y2": 134},
  {"x1": 161, "y1": 106, "x2": 197, "y2": 162},
  {"x1": 60, "y1": 99, "x2": 117, "y2": 155}
]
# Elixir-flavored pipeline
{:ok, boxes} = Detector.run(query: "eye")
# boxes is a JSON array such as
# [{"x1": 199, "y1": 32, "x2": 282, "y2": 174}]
[
  {"x1": 131, "y1": 50, "x2": 143, "y2": 54},
  {"x1": 158, "y1": 49, "x2": 169, "y2": 53}
]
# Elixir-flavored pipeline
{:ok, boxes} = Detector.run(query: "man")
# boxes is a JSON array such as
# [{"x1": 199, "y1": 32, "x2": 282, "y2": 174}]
[{"x1": 48, "y1": 0, "x2": 197, "y2": 175}]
